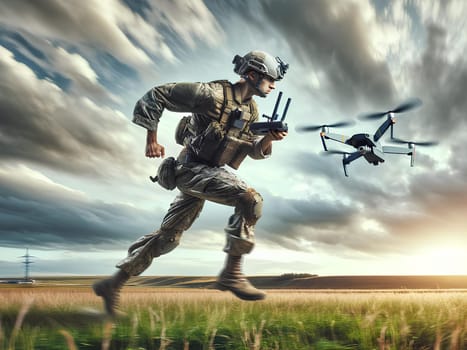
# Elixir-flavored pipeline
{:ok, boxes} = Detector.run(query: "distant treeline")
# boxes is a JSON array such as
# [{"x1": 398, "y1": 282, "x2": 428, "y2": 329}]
[{"x1": 278, "y1": 273, "x2": 318, "y2": 280}]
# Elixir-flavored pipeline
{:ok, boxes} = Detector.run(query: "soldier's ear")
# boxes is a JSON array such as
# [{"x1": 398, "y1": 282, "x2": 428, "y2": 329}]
[{"x1": 248, "y1": 71, "x2": 258, "y2": 80}]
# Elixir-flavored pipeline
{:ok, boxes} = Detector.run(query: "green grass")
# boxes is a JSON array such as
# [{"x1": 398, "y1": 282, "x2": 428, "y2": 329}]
[{"x1": 0, "y1": 286, "x2": 466, "y2": 349}]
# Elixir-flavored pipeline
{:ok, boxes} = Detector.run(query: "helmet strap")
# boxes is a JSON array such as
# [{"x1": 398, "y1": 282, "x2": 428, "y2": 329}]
[{"x1": 245, "y1": 72, "x2": 266, "y2": 98}]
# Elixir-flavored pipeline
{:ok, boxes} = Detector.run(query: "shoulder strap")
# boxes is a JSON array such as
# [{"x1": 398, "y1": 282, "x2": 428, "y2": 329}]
[
  {"x1": 209, "y1": 80, "x2": 229, "y2": 122},
  {"x1": 209, "y1": 80, "x2": 235, "y2": 126}
]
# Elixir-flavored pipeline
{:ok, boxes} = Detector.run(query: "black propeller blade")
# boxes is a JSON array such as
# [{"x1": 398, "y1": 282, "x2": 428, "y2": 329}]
[
  {"x1": 391, "y1": 138, "x2": 438, "y2": 146},
  {"x1": 320, "y1": 149, "x2": 351, "y2": 156},
  {"x1": 358, "y1": 98, "x2": 423, "y2": 120},
  {"x1": 296, "y1": 120, "x2": 355, "y2": 132}
]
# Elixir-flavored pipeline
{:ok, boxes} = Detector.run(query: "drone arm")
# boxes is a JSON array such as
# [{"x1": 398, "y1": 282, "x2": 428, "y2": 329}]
[
  {"x1": 381, "y1": 146, "x2": 412, "y2": 155},
  {"x1": 382, "y1": 145, "x2": 415, "y2": 167},
  {"x1": 344, "y1": 151, "x2": 364, "y2": 164},
  {"x1": 320, "y1": 133, "x2": 328, "y2": 151},
  {"x1": 321, "y1": 132, "x2": 350, "y2": 145},
  {"x1": 373, "y1": 117, "x2": 395, "y2": 142}
]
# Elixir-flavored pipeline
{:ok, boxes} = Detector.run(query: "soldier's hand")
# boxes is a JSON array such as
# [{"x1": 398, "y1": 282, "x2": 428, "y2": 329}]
[
  {"x1": 145, "y1": 130, "x2": 165, "y2": 158},
  {"x1": 267, "y1": 130, "x2": 288, "y2": 141},
  {"x1": 146, "y1": 141, "x2": 165, "y2": 158}
]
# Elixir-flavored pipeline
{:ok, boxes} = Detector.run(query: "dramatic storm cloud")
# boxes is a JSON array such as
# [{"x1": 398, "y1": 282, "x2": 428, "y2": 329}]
[
  {"x1": 0, "y1": 165, "x2": 154, "y2": 249},
  {"x1": 1, "y1": 0, "x2": 466, "y2": 276},
  {"x1": 260, "y1": 0, "x2": 396, "y2": 111},
  {"x1": 0, "y1": 46, "x2": 141, "y2": 177}
]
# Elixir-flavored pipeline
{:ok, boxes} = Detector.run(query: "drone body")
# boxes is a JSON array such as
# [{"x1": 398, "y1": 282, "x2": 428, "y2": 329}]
[{"x1": 298, "y1": 98, "x2": 437, "y2": 177}]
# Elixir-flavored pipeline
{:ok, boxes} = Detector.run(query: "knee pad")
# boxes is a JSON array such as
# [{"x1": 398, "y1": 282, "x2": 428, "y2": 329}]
[
  {"x1": 238, "y1": 188, "x2": 263, "y2": 226},
  {"x1": 117, "y1": 230, "x2": 182, "y2": 276}
]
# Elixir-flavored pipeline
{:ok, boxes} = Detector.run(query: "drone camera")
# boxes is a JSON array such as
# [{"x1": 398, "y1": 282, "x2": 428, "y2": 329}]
[{"x1": 358, "y1": 146, "x2": 368, "y2": 154}]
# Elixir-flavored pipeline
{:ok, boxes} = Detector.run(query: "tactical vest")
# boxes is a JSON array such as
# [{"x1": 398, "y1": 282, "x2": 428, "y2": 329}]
[{"x1": 175, "y1": 80, "x2": 258, "y2": 169}]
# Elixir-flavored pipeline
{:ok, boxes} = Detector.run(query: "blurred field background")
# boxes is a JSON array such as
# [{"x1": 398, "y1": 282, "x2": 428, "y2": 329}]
[{"x1": 0, "y1": 277, "x2": 466, "y2": 349}]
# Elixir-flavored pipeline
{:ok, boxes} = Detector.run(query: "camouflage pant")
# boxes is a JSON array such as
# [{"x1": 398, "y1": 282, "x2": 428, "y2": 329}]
[{"x1": 117, "y1": 162, "x2": 263, "y2": 276}]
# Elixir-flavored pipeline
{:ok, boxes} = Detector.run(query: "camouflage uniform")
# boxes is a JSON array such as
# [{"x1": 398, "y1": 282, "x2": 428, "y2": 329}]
[{"x1": 117, "y1": 80, "x2": 271, "y2": 277}]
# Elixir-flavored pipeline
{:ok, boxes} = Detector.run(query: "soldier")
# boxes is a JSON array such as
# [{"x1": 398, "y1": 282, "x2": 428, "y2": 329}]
[{"x1": 93, "y1": 50, "x2": 289, "y2": 315}]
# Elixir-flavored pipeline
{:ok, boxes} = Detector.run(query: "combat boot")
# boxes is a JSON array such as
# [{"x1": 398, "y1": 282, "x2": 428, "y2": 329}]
[
  {"x1": 217, "y1": 255, "x2": 266, "y2": 301},
  {"x1": 93, "y1": 269, "x2": 130, "y2": 316}
]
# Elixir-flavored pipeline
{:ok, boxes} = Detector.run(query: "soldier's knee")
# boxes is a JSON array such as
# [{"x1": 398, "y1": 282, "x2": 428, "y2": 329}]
[
  {"x1": 238, "y1": 188, "x2": 263, "y2": 225},
  {"x1": 116, "y1": 230, "x2": 182, "y2": 276}
]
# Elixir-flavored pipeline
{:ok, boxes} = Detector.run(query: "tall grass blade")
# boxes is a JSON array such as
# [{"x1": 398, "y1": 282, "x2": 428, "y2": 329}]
[
  {"x1": 7, "y1": 298, "x2": 33, "y2": 350},
  {"x1": 59, "y1": 330, "x2": 78, "y2": 350},
  {"x1": 101, "y1": 320, "x2": 114, "y2": 350}
]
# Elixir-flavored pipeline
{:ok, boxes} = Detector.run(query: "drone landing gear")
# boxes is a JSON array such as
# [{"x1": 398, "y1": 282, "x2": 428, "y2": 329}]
[
  {"x1": 342, "y1": 154, "x2": 349, "y2": 177},
  {"x1": 341, "y1": 151, "x2": 363, "y2": 177}
]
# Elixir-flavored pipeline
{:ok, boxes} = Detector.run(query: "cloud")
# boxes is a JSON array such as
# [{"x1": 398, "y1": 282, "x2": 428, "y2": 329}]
[
  {"x1": 0, "y1": 1, "x2": 225, "y2": 76},
  {"x1": 49, "y1": 46, "x2": 122, "y2": 102},
  {"x1": 143, "y1": 0, "x2": 224, "y2": 49},
  {"x1": 0, "y1": 0, "x2": 164, "y2": 66},
  {"x1": 408, "y1": 23, "x2": 467, "y2": 139},
  {"x1": 0, "y1": 45, "x2": 142, "y2": 177},
  {"x1": 258, "y1": 190, "x2": 357, "y2": 251},
  {"x1": 257, "y1": 0, "x2": 396, "y2": 112},
  {"x1": 0, "y1": 165, "x2": 155, "y2": 249},
  {"x1": 0, "y1": 0, "x2": 466, "y2": 277},
  {"x1": 264, "y1": 147, "x2": 467, "y2": 257}
]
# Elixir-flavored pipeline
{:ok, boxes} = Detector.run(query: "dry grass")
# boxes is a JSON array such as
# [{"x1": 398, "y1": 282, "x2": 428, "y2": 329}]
[{"x1": 0, "y1": 286, "x2": 466, "y2": 349}]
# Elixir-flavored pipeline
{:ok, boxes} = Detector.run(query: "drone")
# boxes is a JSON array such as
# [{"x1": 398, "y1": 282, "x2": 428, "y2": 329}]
[{"x1": 297, "y1": 98, "x2": 438, "y2": 177}]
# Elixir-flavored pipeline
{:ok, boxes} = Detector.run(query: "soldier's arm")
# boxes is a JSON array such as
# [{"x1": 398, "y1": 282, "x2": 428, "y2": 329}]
[
  {"x1": 133, "y1": 82, "x2": 216, "y2": 132},
  {"x1": 248, "y1": 131, "x2": 288, "y2": 160},
  {"x1": 260, "y1": 130, "x2": 287, "y2": 151},
  {"x1": 133, "y1": 82, "x2": 215, "y2": 158}
]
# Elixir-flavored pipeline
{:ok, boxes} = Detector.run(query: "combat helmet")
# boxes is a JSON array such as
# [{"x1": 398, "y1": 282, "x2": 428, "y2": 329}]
[{"x1": 233, "y1": 50, "x2": 289, "y2": 97}]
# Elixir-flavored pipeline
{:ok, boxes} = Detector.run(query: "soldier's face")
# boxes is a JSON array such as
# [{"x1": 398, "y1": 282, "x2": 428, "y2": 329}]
[{"x1": 257, "y1": 75, "x2": 276, "y2": 96}]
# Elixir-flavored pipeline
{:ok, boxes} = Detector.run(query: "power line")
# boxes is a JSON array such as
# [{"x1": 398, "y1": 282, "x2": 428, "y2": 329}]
[{"x1": 19, "y1": 248, "x2": 35, "y2": 281}]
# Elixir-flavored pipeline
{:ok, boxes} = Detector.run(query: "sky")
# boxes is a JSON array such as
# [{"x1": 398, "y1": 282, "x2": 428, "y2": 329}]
[{"x1": 1, "y1": 0, "x2": 466, "y2": 278}]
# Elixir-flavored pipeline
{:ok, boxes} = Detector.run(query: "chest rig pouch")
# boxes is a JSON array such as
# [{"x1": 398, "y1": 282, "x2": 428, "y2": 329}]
[
  {"x1": 190, "y1": 121, "x2": 226, "y2": 161},
  {"x1": 175, "y1": 81, "x2": 257, "y2": 169},
  {"x1": 213, "y1": 107, "x2": 255, "y2": 169}
]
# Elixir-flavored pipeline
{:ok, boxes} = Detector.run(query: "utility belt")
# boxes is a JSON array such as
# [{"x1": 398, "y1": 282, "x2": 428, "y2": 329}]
[{"x1": 183, "y1": 149, "x2": 216, "y2": 166}]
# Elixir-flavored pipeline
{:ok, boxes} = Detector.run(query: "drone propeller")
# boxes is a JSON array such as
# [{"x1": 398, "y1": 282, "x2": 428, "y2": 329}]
[
  {"x1": 296, "y1": 120, "x2": 355, "y2": 132},
  {"x1": 320, "y1": 149, "x2": 351, "y2": 156},
  {"x1": 391, "y1": 138, "x2": 438, "y2": 146},
  {"x1": 358, "y1": 98, "x2": 423, "y2": 120}
]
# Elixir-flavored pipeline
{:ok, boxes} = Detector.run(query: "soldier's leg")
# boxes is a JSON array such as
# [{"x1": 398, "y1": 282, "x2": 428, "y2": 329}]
[
  {"x1": 217, "y1": 189, "x2": 266, "y2": 300},
  {"x1": 92, "y1": 269, "x2": 130, "y2": 316},
  {"x1": 93, "y1": 192, "x2": 204, "y2": 315},
  {"x1": 177, "y1": 165, "x2": 265, "y2": 300},
  {"x1": 117, "y1": 192, "x2": 205, "y2": 275}
]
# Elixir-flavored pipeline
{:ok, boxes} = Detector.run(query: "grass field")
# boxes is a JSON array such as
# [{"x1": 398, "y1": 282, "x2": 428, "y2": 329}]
[{"x1": 0, "y1": 285, "x2": 466, "y2": 349}]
